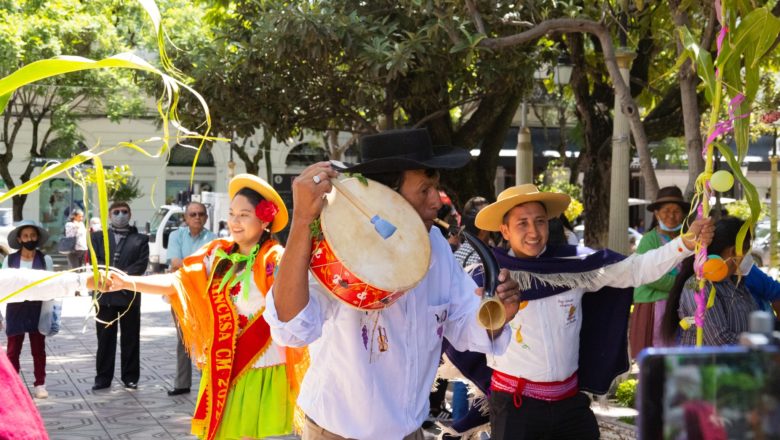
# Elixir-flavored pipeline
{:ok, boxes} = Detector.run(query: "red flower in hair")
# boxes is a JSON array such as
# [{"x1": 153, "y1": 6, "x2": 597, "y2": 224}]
[{"x1": 255, "y1": 200, "x2": 279, "y2": 223}]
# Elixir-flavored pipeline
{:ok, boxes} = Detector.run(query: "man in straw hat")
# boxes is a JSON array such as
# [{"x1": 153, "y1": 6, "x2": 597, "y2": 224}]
[
  {"x1": 467, "y1": 184, "x2": 714, "y2": 439},
  {"x1": 265, "y1": 128, "x2": 521, "y2": 440}
]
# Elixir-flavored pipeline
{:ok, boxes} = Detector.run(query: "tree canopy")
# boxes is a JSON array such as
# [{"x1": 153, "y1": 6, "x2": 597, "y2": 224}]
[
  {"x1": 173, "y1": 0, "x2": 780, "y2": 245},
  {"x1": 0, "y1": 0, "x2": 148, "y2": 219}
]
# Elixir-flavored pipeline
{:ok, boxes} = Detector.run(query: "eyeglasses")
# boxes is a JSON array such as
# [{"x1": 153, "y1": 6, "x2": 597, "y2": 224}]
[
  {"x1": 112, "y1": 209, "x2": 129, "y2": 215},
  {"x1": 188, "y1": 212, "x2": 207, "y2": 218}
]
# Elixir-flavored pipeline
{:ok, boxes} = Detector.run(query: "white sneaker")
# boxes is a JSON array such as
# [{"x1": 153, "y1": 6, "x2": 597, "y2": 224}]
[{"x1": 33, "y1": 385, "x2": 48, "y2": 399}]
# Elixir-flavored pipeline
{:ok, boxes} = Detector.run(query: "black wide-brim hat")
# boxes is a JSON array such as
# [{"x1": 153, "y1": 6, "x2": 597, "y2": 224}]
[{"x1": 343, "y1": 128, "x2": 471, "y2": 174}]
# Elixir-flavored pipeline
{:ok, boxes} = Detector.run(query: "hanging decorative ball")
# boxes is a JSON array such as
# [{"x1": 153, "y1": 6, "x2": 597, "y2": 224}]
[
  {"x1": 710, "y1": 170, "x2": 734, "y2": 192},
  {"x1": 702, "y1": 255, "x2": 729, "y2": 282}
]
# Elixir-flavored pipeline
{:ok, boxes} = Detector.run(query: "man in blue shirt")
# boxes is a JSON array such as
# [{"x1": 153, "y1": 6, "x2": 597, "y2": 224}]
[{"x1": 166, "y1": 201, "x2": 215, "y2": 396}]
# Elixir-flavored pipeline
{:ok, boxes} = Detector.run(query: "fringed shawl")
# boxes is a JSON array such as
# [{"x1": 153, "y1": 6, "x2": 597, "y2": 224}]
[
  {"x1": 471, "y1": 244, "x2": 633, "y2": 394},
  {"x1": 171, "y1": 238, "x2": 309, "y2": 409}
]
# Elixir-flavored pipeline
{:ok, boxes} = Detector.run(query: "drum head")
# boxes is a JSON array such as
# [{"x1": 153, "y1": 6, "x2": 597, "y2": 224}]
[{"x1": 320, "y1": 177, "x2": 431, "y2": 292}]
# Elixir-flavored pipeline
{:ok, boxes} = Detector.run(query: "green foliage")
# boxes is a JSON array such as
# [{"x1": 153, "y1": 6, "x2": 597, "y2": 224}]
[
  {"x1": 615, "y1": 378, "x2": 638, "y2": 408},
  {"x1": 343, "y1": 173, "x2": 368, "y2": 186},
  {"x1": 80, "y1": 165, "x2": 143, "y2": 203},
  {"x1": 0, "y1": 0, "x2": 152, "y2": 218},
  {"x1": 176, "y1": 0, "x2": 538, "y2": 148},
  {"x1": 726, "y1": 199, "x2": 768, "y2": 221},
  {"x1": 309, "y1": 218, "x2": 322, "y2": 239},
  {"x1": 650, "y1": 137, "x2": 688, "y2": 167},
  {"x1": 537, "y1": 159, "x2": 583, "y2": 222}
]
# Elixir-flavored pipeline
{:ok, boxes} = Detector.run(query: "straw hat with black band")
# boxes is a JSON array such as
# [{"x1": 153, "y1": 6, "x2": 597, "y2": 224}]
[
  {"x1": 475, "y1": 184, "x2": 571, "y2": 232},
  {"x1": 228, "y1": 174, "x2": 289, "y2": 233}
]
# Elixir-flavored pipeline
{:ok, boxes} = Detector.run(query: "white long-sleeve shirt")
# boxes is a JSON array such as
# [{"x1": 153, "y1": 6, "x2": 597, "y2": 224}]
[
  {"x1": 490, "y1": 236, "x2": 693, "y2": 381},
  {"x1": 0, "y1": 269, "x2": 86, "y2": 302},
  {"x1": 264, "y1": 227, "x2": 510, "y2": 439}
]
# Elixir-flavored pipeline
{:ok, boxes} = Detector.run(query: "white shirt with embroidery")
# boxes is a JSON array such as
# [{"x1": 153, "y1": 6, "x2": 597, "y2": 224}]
[
  {"x1": 490, "y1": 236, "x2": 693, "y2": 381},
  {"x1": 202, "y1": 249, "x2": 285, "y2": 369},
  {"x1": 264, "y1": 227, "x2": 510, "y2": 440}
]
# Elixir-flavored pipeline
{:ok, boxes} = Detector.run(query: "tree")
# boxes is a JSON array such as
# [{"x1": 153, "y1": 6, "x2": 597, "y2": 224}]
[
  {"x1": 185, "y1": 0, "x2": 780, "y2": 245},
  {"x1": 177, "y1": 0, "x2": 542, "y2": 207},
  {"x1": 443, "y1": 0, "x2": 778, "y2": 245},
  {"x1": 81, "y1": 165, "x2": 144, "y2": 203},
  {"x1": 0, "y1": 0, "x2": 146, "y2": 220}
]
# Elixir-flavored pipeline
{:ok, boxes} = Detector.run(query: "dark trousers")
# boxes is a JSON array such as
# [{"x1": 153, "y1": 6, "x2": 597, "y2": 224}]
[
  {"x1": 171, "y1": 310, "x2": 192, "y2": 389},
  {"x1": 6, "y1": 332, "x2": 46, "y2": 386},
  {"x1": 95, "y1": 301, "x2": 141, "y2": 386},
  {"x1": 67, "y1": 250, "x2": 86, "y2": 270},
  {"x1": 490, "y1": 391, "x2": 600, "y2": 440}
]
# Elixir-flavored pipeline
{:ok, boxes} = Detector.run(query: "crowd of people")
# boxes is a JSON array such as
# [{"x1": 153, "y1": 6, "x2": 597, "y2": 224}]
[{"x1": 0, "y1": 127, "x2": 777, "y2": 440}]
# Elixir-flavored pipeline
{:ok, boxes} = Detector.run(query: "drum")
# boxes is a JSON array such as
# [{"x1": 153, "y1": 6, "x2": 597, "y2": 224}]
[{"x1": 309, "y1": 177, "x2": 431, "y2": 310}]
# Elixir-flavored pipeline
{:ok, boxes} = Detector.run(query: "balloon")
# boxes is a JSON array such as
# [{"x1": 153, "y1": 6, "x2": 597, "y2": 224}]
[
  {"x1": 710, "y1": 170, "x2": 734, "y2": 192},
  {"x1": 702, "y1": 256, "x2": 728, "y2": 282}
]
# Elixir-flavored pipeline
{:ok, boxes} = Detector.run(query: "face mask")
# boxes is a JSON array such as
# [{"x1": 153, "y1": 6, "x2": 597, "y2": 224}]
[
  {"x1": 111, "y1": 213, "x2": 130, "y2": 229},
  {"x1": 21, "y1": 240, "x2": 38, "y2": 250},
  {"x1": 659, "y1": 222, "x2": 682, "y2": 232}
]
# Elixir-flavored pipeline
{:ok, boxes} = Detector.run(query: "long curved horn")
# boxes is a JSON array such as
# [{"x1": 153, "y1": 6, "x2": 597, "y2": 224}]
[{"x1": 461, "y1": 230, "x2": 505, "y2": 331}]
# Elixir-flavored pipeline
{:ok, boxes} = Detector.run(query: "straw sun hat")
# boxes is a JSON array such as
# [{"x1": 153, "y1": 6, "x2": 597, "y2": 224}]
[
  {"x1": 228, "y1": 174, "x2": 289, "y2": 233},
  {"x1": 475, "y1": 184, "x2": 571, "y2": 232}
]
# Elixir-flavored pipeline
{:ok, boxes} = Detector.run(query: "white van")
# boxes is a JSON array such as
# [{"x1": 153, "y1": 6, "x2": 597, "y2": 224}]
[{"x1": 147, "y1": 192, "x2": 229, "y2": 273}]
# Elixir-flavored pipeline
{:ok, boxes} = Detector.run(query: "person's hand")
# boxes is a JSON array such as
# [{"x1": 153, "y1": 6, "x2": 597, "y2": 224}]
[
  {"x1": 682, "y1": 218, "x2": 715, "y2": 250},
  {"x1": 106, "y1": 272, "x2": 133, "y2": 292},
  {"x1": 291, "y1": 162, "x2": 339, "y2": 225},
  {"x1": 496, "y1": 269, "x2": 520, "y2": 324},
  {"x1": 85, "y1": 271, "x2": 114, "y2": 291}
]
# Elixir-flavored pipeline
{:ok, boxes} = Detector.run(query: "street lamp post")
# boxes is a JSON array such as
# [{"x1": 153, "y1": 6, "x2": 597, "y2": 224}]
[
  {"x1": 607, "y1": 48, "x2": 637, "y2": 254},
  {"x1": 516, "y1": 56, "x2": 572, "y2": 185},
  {"x1": 770, "y1": 129, "x2": 779, "y2": 267},
  {"x1": 516, "y1": 102, "x2": 533, "y2": 185}
]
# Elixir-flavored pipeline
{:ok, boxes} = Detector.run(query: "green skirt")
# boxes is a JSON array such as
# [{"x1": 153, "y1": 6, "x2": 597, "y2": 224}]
[{"x1": 193, "y1": 364, "x2": 293, "y2": 440}]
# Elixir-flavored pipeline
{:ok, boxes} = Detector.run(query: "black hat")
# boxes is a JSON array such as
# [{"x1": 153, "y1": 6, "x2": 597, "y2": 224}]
[
  {"x1": 344, "y1": 128, "x2": 471, "y2": 174},
  {"x1": 647, "y1": 186, "x2": 691, "y2": 212}
]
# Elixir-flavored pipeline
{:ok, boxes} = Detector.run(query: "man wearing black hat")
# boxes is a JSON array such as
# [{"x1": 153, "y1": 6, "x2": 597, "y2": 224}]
[{"x1": 265, "y1": 128, "x2": 520, "y2": 440}]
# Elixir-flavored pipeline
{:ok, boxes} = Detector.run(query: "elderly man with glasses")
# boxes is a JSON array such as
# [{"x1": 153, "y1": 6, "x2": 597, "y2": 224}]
[{"x1": 165, "y1": 201, "x2": 215, "y2": 396}]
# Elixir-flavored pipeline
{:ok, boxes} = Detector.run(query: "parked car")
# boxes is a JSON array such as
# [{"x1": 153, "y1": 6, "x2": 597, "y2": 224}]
[{"x1": 573, "y1": 225, "x2": 643, "y2": 253}]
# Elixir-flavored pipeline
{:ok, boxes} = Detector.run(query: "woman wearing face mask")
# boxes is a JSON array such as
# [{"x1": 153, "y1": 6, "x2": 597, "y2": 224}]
[
  {"x1": 105, "y1": 175, "x2": 305, "y2": 440},
  {"x1": 2, "y1": 220, "x2": 54, "y2": 399},
  {"x1": 628, "y1": 186, "x2": 690, "y2": 358}
]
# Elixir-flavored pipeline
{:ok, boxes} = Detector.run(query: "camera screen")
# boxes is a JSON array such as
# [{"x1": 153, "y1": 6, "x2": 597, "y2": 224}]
[{"x1": 638, "y1": 346, "x2": 780, "y2": 440}]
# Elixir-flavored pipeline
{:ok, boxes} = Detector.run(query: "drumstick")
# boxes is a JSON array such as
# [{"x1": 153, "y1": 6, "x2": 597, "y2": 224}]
[{"x1": 331, "y1": 179, "x2": 397, "y2": 239}]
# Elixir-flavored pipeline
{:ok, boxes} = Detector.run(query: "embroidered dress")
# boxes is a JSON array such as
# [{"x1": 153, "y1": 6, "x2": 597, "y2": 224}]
[{"x1": 172, "y1": 239, "x2": 305, "y2": 440}]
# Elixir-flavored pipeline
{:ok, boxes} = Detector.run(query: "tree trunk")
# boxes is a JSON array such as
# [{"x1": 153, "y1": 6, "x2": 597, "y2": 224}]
[
  {"x1": 569, "y1": 33, "x2": 615, "y2": 248},
  {"x1": 231, "y1": 140, "x2": 261, "y2": 176},
  {"x1": 12, "y1": 195, "x2": 27, "y2": 222},
  {"x1": 670, "y1": 0, "x2": 710, "y2": 200},
  {"x1": 437, "y1": 93, "x2": 522, "y2": 209}
]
